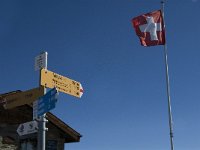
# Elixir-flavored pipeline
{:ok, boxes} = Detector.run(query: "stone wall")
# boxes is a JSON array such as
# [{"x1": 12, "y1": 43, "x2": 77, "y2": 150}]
[{"x1": 0, "y1": 136, "x2": 17, "y2": 150}]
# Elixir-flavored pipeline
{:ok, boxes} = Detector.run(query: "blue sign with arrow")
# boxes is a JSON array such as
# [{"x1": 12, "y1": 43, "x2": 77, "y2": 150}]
[{"x1": 36, "y1": 88, "x2": 59, "y2": 117}]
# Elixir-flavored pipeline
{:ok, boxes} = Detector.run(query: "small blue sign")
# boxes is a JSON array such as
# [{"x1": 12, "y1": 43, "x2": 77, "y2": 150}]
[{"x1": 37, "y1": 88, "x2": 59, "y2": 117}]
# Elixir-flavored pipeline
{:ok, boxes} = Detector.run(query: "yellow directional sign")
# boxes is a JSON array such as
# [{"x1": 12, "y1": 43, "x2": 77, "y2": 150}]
[
  {"x1": 40, "y1": 69, "x2": 83, "y2": 98},
  {"x1": 2, "y1": 87, "x2": 44, "y2": 109}
]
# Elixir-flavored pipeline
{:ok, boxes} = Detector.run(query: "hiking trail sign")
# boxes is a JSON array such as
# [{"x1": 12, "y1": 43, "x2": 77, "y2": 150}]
[
  {"x1": 35, "y1": 52, "x2": 47, "y2": 71},
  {"x1": 17, "y1": 120, "x2": 38, "y2": 136},
  {"x1": 33, "y1": 88, "x2": 58, "y2": 119},
  {"x1": 40, "y1": 69, "x2": 83, "y2": 98}
]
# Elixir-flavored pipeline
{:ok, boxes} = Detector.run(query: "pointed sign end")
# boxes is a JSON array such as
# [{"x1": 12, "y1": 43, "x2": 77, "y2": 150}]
[{"x1": 79, "y1": 84, "x2": 84, "y2": 98}]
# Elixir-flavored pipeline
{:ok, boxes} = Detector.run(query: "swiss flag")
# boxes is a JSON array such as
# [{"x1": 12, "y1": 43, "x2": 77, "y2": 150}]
[{"x1": 132, "y1": 10, "x2": 165, "y2": 46}]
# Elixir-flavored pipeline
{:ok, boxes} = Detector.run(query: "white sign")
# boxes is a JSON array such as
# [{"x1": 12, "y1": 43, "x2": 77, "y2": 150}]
[
  {"x1": 34, "y1": 52, "x2": 47, "y2": 71},
  {"x1": 17, "y1": 120, "x2": 38, "y2": 136}
]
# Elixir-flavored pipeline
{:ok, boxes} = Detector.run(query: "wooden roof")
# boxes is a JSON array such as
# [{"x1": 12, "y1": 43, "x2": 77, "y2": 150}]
[{"x1": 0, "y1": 90, "x2": 82, "y2": 143}]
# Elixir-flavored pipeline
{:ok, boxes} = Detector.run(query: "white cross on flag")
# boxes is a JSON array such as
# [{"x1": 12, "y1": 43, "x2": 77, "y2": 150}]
[{"x1": 132, "y1": 10, "x2": 165, "y2": 46}]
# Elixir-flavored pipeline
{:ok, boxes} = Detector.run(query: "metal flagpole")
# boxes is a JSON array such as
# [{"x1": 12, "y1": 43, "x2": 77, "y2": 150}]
[{"x1": 161, "y1": 1, "x2": 174, "y2": 150}]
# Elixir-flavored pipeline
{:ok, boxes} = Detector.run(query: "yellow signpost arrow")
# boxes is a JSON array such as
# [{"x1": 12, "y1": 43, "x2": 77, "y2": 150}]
[
  {"x1": 2, "y1": 87, "x2": 44, "y2": 109},
  {"x1": 40, "y1": 69, "x2": 83, "y2": 98}
]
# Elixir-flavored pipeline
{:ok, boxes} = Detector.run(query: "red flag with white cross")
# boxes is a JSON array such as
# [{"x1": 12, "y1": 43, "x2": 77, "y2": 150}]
[{"x1": 132, "y1": 10, "x2": 165, "y2": 46}]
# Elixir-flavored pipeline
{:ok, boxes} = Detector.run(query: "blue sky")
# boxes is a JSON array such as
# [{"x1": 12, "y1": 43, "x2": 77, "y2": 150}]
[{"x1": 0, "y1": 0, "x2": 200, "y2": 150}]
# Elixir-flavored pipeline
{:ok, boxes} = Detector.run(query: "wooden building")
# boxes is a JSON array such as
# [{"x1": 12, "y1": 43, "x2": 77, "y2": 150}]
[{"x1": 0, "y1": 90, "x2": 81, "y2": 150}]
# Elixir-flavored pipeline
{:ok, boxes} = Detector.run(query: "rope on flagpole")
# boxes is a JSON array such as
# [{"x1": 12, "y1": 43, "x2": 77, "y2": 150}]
[{"x1": 160, "y1": 1, "x2": 175, "y2": 150}]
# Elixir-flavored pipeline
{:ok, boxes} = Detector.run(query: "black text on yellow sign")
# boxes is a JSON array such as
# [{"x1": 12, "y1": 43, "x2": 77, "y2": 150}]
[{"x1": 40, "y1": 69, "x2": 83, "y2": 98}]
